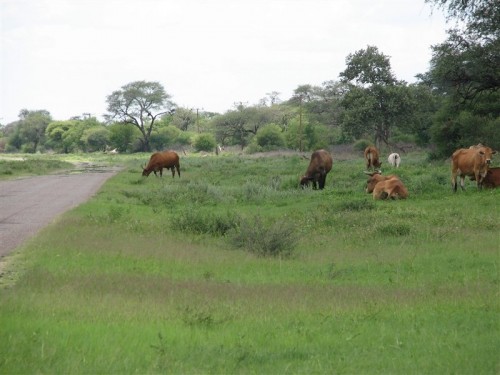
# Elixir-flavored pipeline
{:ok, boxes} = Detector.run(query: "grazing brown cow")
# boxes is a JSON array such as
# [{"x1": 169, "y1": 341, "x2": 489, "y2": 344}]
[
  {"x1": 300, "y1": 149, "x2": 333, "y2": 190},
  {"x1": 451, "y1": 145, "x2": 496, "y2": 191},
  {"x1": 372, "y1": 178, "x2": 409, "y2": 200},
  {"x1": 471, "y1": 167, "x2": 500, "y2": 188},
  {"x1": 364, "y1": 146, "x2": 382, "y2": 170},
  {"x1": 142, "y1": 150, "x2": 180, "y2": 177},
  {"x1": 364, "y1": 172, "x2": 398, "y2": 194}
]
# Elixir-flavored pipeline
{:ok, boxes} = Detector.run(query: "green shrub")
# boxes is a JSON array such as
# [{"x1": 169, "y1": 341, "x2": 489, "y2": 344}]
[
  {"x1": 171, "y1": 208, "x2": 241, "y2": 236},
  {"x1": 194, "y1": 133, "x2": 217, "y2": 152},
  {"x1": 255, "y1": 124, "x2": 285, "y2": 149},
  {"x1": 229, "y1": 216, "x2": 298, "y2": 257},
  {"x1": 377, "y1": 223, "x2": 411, "y2": 236}
]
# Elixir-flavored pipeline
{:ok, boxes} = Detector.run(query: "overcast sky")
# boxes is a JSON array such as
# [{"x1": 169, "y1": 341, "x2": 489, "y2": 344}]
[{"x1": 1, "y1": 0, "x2": 448, "y2": 124}]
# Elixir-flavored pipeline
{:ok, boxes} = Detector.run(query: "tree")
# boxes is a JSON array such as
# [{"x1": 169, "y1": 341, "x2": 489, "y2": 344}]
[
  {"x1": 45, "y1": 120, "x2": 80, "y2": 153},
  {"x1": 169, "y1": 107, "x2": 197, "y2": 131},
  {"x1": 340, "y1": 45, "x2": 396, "y2": 86},
  {"x1": 339, "y1": 46, "x2": 411, "y2": 147},
  {"x1": 81, "y1": 127, "x2": 109, "y2": 152},
  {"x1": 212, "y1": 105, "x2": 284, "y2": 149},
  {"x1": 105, "y1": 81, "x2": 175, "y2": 151},
  {"x1": 425, "y1": 0, "x2": 500, "y2": 154},
  {"x1": 45, "y1": 117, "x2": 104, "y2": 153},
  {"x1": 108, "y1": 123, "x2": 140, "y2": 153},
  {"x1": 16, "y1": 109, "x2": 52, "y2": 152}
]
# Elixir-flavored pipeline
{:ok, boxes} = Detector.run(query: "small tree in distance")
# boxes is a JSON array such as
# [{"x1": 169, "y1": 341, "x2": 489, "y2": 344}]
[{"x1": 105, "y1": 81, "x2": 175, "y2": 151}]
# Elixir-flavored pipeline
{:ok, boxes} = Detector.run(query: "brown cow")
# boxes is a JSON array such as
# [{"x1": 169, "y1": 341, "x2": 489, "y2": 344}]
[
  {"x1": 471, "y1": 167, "x2": 500, "y2": 188},
  {"x1": 142, "y1": 151, "x2": 180, "y2": 177},
  {"x1": 372, "y1": 178, "x2": 409, "y2": 200},
  {"x1": 364, "y1": 171, "x2": 398, "y2": 194},
  {"x1": 300, "y1": 149, "x2": 333, "y2": 190},
  {"x1": 364, "y1": 146, "x2": 382, "y2": 170},
  {"x1": 451, "y1": 145, "x2": 496, "y2": 191}
]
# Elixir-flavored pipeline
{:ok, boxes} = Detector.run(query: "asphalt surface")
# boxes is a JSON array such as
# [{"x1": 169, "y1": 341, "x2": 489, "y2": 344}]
[{"x1": 0, "y1": 165, "x2": 120, "y2": 258}]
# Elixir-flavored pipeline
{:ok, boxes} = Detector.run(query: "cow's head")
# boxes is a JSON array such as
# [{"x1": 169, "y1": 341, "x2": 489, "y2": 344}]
[
  {"x1": 478, "y1": 147, "x2": 496, "y2": 165},
  {"x1": 300, "y1": 176, "x2": 312, "y2": 188},
  {"x1": 364, "y1": 171, "x2": 383, "y2": 193},
  {"x1": 141, "y1": 164, "x2": 151, "y2": 177}
]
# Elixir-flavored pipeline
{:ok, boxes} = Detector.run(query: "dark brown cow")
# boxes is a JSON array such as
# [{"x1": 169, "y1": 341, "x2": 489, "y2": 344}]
[
  {"x1": 300, "y1": 149, "x2": 333, "y2": 190},
  {"x1": 364, "y1": 146, "x2": 382, "y2": 170},
  {"x1": 372, "y1": 178, "x2": 408, "y2": 200},
  {"x1": 471, "y1": 167, "x2": 500, "y2": 188},
  {"x1": 142, "y1": 151, "x2": 180, "y2": 177},
  {"x1": 451, "y1": 145, "x2": 496, "y2": 191}
]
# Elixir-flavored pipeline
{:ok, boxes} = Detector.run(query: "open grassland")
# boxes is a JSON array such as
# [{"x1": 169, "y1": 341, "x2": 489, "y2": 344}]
[{"x1": 0, "y1": 150, "x2": 499, "y2": 374}]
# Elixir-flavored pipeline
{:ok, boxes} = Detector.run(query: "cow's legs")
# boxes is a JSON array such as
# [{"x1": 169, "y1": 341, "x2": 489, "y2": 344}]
[
  {"x1": 460, "y1": 176, "x2": 466, "y2": 190},
  {"x1": 319, "y1": 174, "x2": 326, "y2": 189},
  {"x1": 451, "y1": 172, "x2": 458, "y2": 192}
]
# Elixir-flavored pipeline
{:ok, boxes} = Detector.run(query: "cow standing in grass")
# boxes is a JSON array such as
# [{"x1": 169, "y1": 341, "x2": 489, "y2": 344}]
[
  {"x1": 451, "y1": 145, "x2": 496, "y2": 191},
  {"x1": 300, "y1": 149, "x2": 333, "y2": 190},
  {"x1": 388, "y1": 153, "x2": 400, "y2": 168},
  {"x1": 364, "y1": 146, "x2": 382, "y2": 170},
  {"x1": 142, "y1": 151, "x2": 181, "y2": 178}
]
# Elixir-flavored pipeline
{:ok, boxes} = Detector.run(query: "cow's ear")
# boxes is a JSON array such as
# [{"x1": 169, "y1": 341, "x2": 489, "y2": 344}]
[{"x1": 493, "y1": 150, "x2": 497, "y2": 155}]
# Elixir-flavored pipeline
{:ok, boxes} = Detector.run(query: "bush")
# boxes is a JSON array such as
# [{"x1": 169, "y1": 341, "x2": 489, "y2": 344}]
[
  {"x1": 194, "y1": 133, "x2": 217, "y2": 152},
  {"x1": 171, "y1": 208, "x2": 241, "y2": 236},
  {"x1": 229, "y1": 216, "x2": 298, "y2": 257},
  {"x1": 255, "y1": 124, "x2": 285, "y2": 149},
  {"x1": 377, "y1": 223, "x2": 411, "y2": 236}
]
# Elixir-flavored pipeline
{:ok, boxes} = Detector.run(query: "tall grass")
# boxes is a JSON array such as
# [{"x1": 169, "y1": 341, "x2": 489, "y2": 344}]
[{"x1": 0, "y1": 150, "x2": 499, "y2": 374}]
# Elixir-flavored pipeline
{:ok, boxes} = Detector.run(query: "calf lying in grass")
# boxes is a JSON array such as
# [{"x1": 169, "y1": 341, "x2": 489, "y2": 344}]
[{"x1": 365, "y1": 172, "x2": 408, "y2": 200}]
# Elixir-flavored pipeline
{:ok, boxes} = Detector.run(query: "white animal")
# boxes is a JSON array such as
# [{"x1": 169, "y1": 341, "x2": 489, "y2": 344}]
[{"x1": 388, "y1": 153, "x2": 400, "y2": 168}]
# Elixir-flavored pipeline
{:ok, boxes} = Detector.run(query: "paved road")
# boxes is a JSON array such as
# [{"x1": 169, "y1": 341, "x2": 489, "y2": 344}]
[{"x1": 0, "y1": 165, "x2": 120, "y2": 258}]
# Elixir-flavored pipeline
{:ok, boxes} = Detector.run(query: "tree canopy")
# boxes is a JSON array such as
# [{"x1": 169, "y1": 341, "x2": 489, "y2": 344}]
[
  {"x1": 105, "y1": 81, "x2": 175, "y2": 151},
  {"x1": 425, "y1": 0, "x2": 500, "y2": 156}
]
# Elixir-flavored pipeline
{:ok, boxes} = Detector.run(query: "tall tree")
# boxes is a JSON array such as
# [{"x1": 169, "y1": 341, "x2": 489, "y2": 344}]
[
  {"x1": 105, "y1": 81, "x2": 175, "y2": 151},
  {"x1": 425, "y1": 0, "x2": 500, "y2": 154},
  {"x1": 17, "y1": 109, "x2": 52, "y2": 152},
  {"x1": 169, "y1": 107, "x2": 197, "y2": 131},
  {"x1": 339, "y1": 46, "x2": 410, "y2": 147},
  {"x1": 340, "y1": 45, "x2": 396, "y2": 86}
]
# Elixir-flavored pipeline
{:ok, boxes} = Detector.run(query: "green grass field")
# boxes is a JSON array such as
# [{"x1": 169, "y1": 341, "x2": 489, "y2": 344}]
[{"x1": 1, "y1": 150, "x2": 499, "y2": 374}]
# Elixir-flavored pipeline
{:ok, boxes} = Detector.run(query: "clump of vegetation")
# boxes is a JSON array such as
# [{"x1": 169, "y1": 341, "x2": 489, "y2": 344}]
[
  {"x1": 171, "y1": 208, "x2": 241, "y2": 236},
  {"x1": 229, "y1": 215, "x2": 298, "y2": 257},
  {"x1": 0, "y1": 158, "x2": 72, "y2": 178},
  {"x1": 194, "y1": 133, "x2": 216, "y2": 152},
  {"x1": 377, "y1": 223, "x2": 411, "y2": 236}
]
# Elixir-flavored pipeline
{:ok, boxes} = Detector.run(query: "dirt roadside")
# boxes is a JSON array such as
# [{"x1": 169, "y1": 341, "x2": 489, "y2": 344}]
[{"x1": 0, "y1": 164, "x2": 121, "y2": 259}]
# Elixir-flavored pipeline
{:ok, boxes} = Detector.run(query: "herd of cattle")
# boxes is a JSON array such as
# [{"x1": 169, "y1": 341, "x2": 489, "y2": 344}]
[{"x1": 141, "y1": 144, "x2": 498, "y2": 199}]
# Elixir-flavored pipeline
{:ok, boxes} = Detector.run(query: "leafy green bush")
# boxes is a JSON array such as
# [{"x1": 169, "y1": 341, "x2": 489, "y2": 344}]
[
  {"x1": 194, "y1": 133, "x2": 217, "y2": 152},
  {"x1": 171, "y1": 208, "x2": 241, "y2": 236},
  {"x1": 377, "y1": 223, "x2": 411, "y2": 236},
  {"x1": 229, "y1": 216, "x2": 298, "y2": 257},
  {"x1": 255, "y1": 124, "x2": 285, "y2": 149}
]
